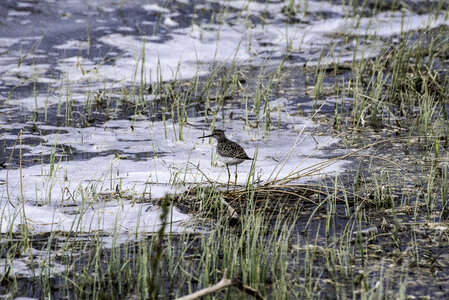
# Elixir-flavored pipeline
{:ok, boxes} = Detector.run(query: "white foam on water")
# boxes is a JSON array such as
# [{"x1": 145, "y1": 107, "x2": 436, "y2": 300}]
[
  {"x1": 0, "y1": 249, "x2": 68, "y2": 278},
  {"x1": 0, "y1": 37, "x2": 21, "y2": 48},
  {"x1": 163, "y1": 16, "x2": 179, "y2": 27},
  {"x1": 348, "y1": 11, "x2": 449, "y2": 37},
  {"x1": 1, "y1": 63, "x2": 51, "y2": 85},
  {"x1": 96, "y1": 23, "x2": 252, "y2": 84},
  {"x1": 53, "y1": 40, "x2": 89, "y2": 50},
  {"x1": 8, "y1": 10, "x2": 31, "y2": 17},
  {"x1": 0, "y1": 1, "x2": 447, "y2": 90},
  {"x1": 142, "y1": 4, "x2": 170, "y2": 14},
  {"x1": 2, "y1": 2, "x2": 443, "y2": 241},
  {"x1": 3, "y1": 0, "x2": 428, "y2": 277},
  {"x1": 0, "y1": 103, "x2": 350, "y2": 237}
]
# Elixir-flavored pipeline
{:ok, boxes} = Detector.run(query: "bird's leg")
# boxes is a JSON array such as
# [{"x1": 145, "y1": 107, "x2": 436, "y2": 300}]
[
  {"x1": 226, "y1": 164, "x2": 230, "y2": 192},
  {"x1": 234, "y1": 165, "x2": 238, "y2": 191}
]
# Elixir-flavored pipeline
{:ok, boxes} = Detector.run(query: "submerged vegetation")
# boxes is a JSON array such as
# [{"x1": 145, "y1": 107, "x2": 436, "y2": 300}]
[{"x1": 1, "y1": 0, "x2": 449, "y2": 299}]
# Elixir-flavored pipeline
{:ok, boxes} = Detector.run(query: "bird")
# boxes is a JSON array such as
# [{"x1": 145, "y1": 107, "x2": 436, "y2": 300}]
[{"x1": 198, "y1": 129, "x2": 252, "y2": 190}]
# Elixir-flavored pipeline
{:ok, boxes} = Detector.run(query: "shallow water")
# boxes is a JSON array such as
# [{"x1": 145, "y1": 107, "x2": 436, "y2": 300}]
[
  {"x1": 0, "y1": 0, "x2": 362, "y2": 236},
  {"x1": 0, "y1": 0, "x2": 448, "y2": 298}
]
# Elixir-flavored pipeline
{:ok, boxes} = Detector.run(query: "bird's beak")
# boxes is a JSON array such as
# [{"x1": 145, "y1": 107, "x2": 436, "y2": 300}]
[{"x1": 198, "y1": 134, "x2": 213, "y2": 139}]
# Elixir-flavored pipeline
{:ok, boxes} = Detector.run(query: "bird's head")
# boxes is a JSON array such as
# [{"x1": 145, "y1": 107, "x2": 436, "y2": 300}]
[{"x1": 198, "y1": 129, "x2": 226, "y2": 140}]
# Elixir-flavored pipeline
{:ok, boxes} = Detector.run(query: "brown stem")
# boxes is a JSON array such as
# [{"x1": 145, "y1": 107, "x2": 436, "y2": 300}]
[
  {"x1": 175, "y1": 270, "x2": 266, "y2": 300},
  {"x1": 226, "y1": 164, "x2": 230, "y2": 192}
]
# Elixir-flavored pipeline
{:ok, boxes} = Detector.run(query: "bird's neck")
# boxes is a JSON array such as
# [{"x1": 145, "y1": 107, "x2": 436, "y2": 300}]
[{"x1": 216, "y1": 136, "x2": 227, "y2": 143}]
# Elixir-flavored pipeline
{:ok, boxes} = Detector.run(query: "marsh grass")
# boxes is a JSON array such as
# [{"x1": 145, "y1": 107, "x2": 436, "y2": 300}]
[
  {"x1": 3, "y1": 122, "x2": 449, "y2": 298},
  {"x1": 1, "y1": 135, "x2": 399, "y2": 299},
  {"x1": 344, "y1": 27, "x2": 449, "y2": 135},
  {"x1": 2, "y1": 2, "x2": 449, "y2": 299}
]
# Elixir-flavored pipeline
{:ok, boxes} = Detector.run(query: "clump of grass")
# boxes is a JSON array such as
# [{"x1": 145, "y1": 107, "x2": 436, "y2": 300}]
[{"x1": 346, "y1": 27, "x2": 449, "y2": 131}]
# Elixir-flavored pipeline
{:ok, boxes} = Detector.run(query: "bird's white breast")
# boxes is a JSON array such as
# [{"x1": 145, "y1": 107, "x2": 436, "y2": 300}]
[{"x1": 217, "y1": 154, "x2": 245, "y2": 166}]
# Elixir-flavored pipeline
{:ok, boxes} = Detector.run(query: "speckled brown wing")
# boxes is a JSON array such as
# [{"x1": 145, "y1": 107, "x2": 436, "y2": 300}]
[{"x1": 217, "y1": 139, "x2": 252, "y2": 160}]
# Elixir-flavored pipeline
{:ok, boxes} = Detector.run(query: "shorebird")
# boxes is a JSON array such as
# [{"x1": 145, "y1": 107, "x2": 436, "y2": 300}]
[{"x1": 199, "y1": 129, "x2": 252, "y2": 190}]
